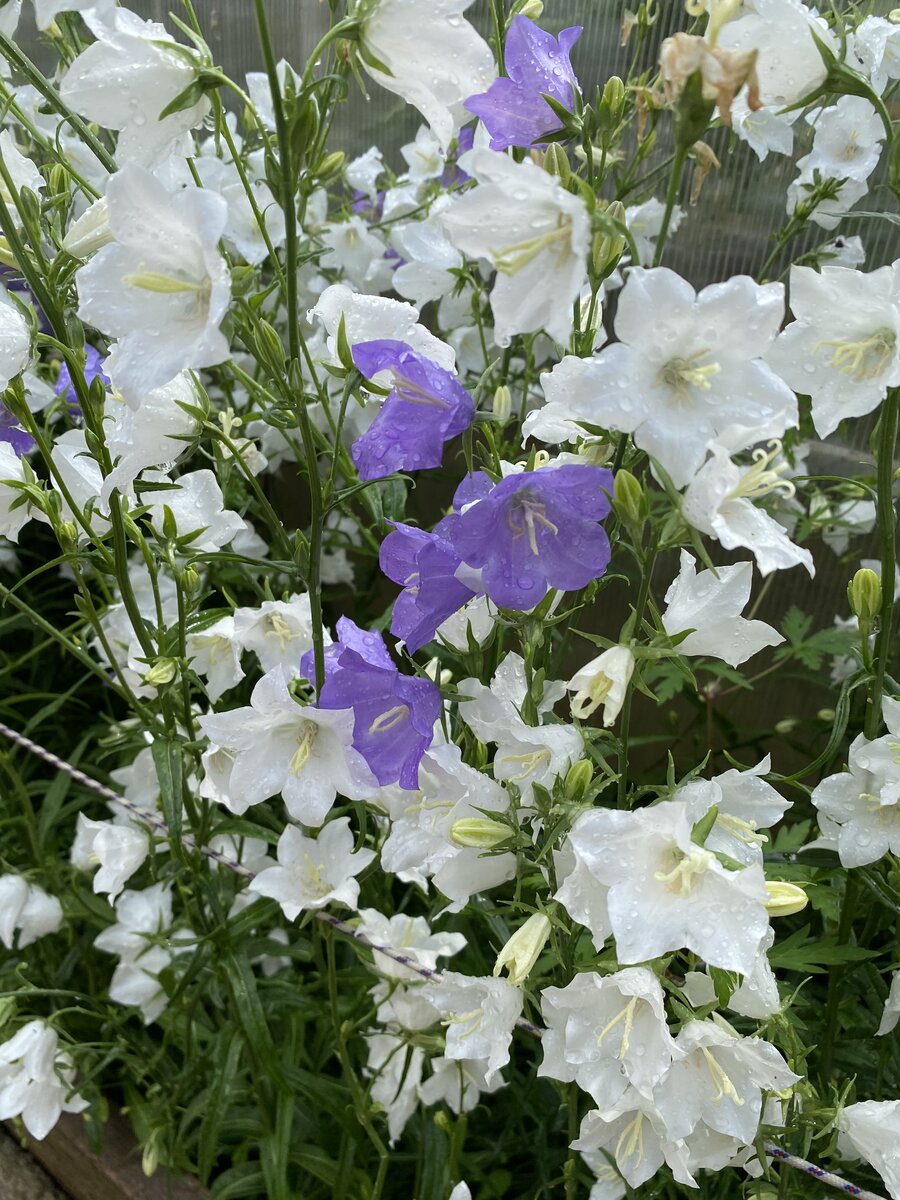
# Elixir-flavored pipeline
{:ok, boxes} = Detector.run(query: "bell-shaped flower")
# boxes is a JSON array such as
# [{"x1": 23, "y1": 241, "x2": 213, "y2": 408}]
[
  {"x1": 94, "y1": 883, "x2": 178, "y2": 1024},
  {"x1": 186, "y1": 615, "x2": 244, "y2": 704},
  {"x1": 309, "y1": 283, "x2": 455, "y2": 369},
  {"x1": 428, "y1": 971, "x2": 522, "y2": 1086},
  {"x1": 101, "y1": 373, "x2": 198, "y2": 505},
  {"x1": 654, "y1": 1017, "x2": 798, "y2": 1145},
  {"x1": 248, "y1": 817, "x2": 376, "y2": 919},
  {"x1": 302, "y1": 618, "x2": 441, "y2": 790},
  {"x1": 378, "y1": 741, "x2": 516, "y2": 908},
  {"x1": 357, "y1": 908, "x2": 466, "y2": 982},
  {"x1": 76, "y1": 167, "x2": 231, "y2": 406},
  {"x1": 812, "y1": 727, "x2": 900, "y2": 868},
  {"x1": 561, "y1": 800, "x2": 770, "y2": 974},
  {"x1": 364, "y1": 1033, "x2": 425, "y2": 1146},
  {"x1": 566, "y1": 646, "x2": 635, "y2": 726},
  {"x1": 359, "y1": 0, "x2": 495, "y2": 152},
  {"x1": 847, "y1": 15, "x2": 900, "y2": 94},
  {"x1": 391, "y1": 207, "x2": 463, "y2": 306},
  {"x1": 839, "y1": 1100, "x2": 900, "y2": 1200},
  {"x1": 59, "y1": 8, "x2": 210, "y2": 167},
  {"x1": 662, "y1": 550, "x2": 783, "y2": 666},
  {"x1": 143, "y1": 469, "x2": 245, "y2": 552},
  {"x1": 677, "y1": 757, "x2": 790, "y2": 867},
  {"x1": 525, "y1": 269, "x2": 795, "y2": 488},
  {"x1": 877, "y1": 971, "x2": 900, "y2": 1038},
  {"x1": 807, "y1": 96, "x2": 885, "y2": 183},
  {"x1": 540, "y1": 968, "x2": 678, "y2": 1106},
  {"x1": 682, "y1": 442, "x2": 814, "y2": 578},
  {"x1": 418, "y1": 1055, "x2": 505, "y2": 1116},
  {"x1": 70, "y1": 815, "x2": 149, "y2": 901},
  {"x1": 766, "y1": 261, "x2": 900, "y2": 439},
  {"x1": 233, "y1": 594, "x2": 325, "y2": 678},
  {"x1": 572, "y1": 1094, "x2": 696, "y2": 1193},
  {"x1": 440, "y1": 148, "x2": 590, "y2": 346},
  {"x1": 350, "y1": 340, "x2": 474, "y2": 481},
  {"x1": 198, "y1": 670, "x2": 377, "y2": 825},
  {"x1": 0, "y1": 443, "x2": 30, "y2": 542},
  {"x1": 0, "y1": 1021, "x2": 88, "y2": 1141},
  {"x1": 0, "y1": 875, "x2": 63, "y2": 950},
  {"x1": 464, "y1": 16, "x2": 582, "y2": 151},
  {"x1": 449, "y1": 464, "x2": 613, "y2": 611}
]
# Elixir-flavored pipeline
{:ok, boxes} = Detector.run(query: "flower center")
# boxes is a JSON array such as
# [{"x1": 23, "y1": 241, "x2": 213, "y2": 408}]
[
  {"x1": 715, "y1": 811, "x2": 768, "y2": 848},
  {"x1": 442, "y1": 1007, "x2": 485, "y2": 1039},
  {"x1": 507, "y1": 495, "x2": 559, "y2": 556},
  {"x1": 122, "y1": 265, "x2": 212, "y2": 313},
  {"x1": 289, "y1": 721, "x2": 318, "y2": 776},
  {"x1": 264, "y1": 612, "x2": 298, "y2": 650},
  {"x1": 614, "y1": 1112, "x2": 646, "y2": 1170},
  {"x1": 701, "y1": 1047, "x2": 744, "y2": 1105},
  {"x1": 571, "y1": 673, "x2": 614, "y2": 721},
  {"x1": 493, "y1": 218, "x2": 572, "y2": 276},
  {"x1": 654, "y1": 845, "x2": 714, "y2": 896},
  {"x1": 727, "y1": 440, "x2": 796, "y2": 503},
  {"x1": 659, "y1": 348, "x2": 721, "y2": 401},
  {"x1": 596, "y1": 997, "x2": 638, "y2": 1057},
  {"x1": 391, "y1": 372, "x2": 451, "y2": 410},
  {"x1": 298, "y1": 853, "x2": 331, "y2": 900},
  {"x1": 369, "y1": 705, "x2": 410, "y2": 734},
  {"x1": 496, "y1": 747, "x2": 551, "y2": 781},
  {"x1": 816, "y1": 328, "x2": 896, "y2": 382}
]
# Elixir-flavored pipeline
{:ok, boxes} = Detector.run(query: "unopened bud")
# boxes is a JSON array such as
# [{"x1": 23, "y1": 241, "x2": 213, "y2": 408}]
[
  {"x1": 592, "y1": 200, "x2": 627, "y2": 276},
  {"x1": 564, "y1": 757, "x2": 594, "y2": 802},
  {"x1": 450, "y1": 817, "x2": 509, "y2": 849},
  {"x1": 48, "y1": 164, "x2": 70, "y2": 198},
  {"x1": 613, "y1": 468, "x2": 645, "y2": 529},
  {"x1": 58, "y1": 520, "x2": 78, "y2": 544},
  {"x1": 774, "y1": 718, "x2": 798, "y2": 735},
  {"x1": 316, "y1": 150, "x2": 345, "y2": 180},
  {"x1": 578, "y1": 440, "x2": 612, "y2": 466},
  {"x1": 764, "y1": 881, "x2": 808, "y2": 918},
  {"x1": 492, "y1": 384, "x2": 512, "y2": 424},
  {"x1": 890, "y1": 8, "x2": 900, "y2": 21},
  {"x1": 61, "y1": 196, "x2": 112, "y2": 258},
  {"x1": 493, "y1": 912, "x2": 552, "y2": 986},
  {"x1": 144, "y1": 658, "x2": 178, "y2": 687},
  {"x1": 514, "y1": 0, "x2": 544, "y2": 18},
  {"x1": 848, "y1": 567, "x2": 881, "y2": 624},
  {"x1": 542, "y1": 142, "x2": 571, "y2": 182},
  {"x1": 598, "y1": 75, "x2": 626, "y2": 132},
  {"x1": 254, "y1": 319, "x2": 285, "y2": 371},
  {"x1": 181, "y1": 565, "x2": 201, "y2": 595}
]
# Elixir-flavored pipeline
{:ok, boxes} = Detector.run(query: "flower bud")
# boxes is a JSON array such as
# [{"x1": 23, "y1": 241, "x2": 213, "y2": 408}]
[
  {"x1": 254, "y1": 319, "x2": 286, "y2": 371},
  {"x1": 144, "y1": 658, "x2": 178, "y2": 687},
  {"x1": 450, "y1": 817, "x2": 510, "y2": 849},
  {"x1": 492, "y1": 384, "x2": 512, "y2": 424},
  {"x1": 58, "y1": 520, "x2": 78, "y2": 545},
  {"x1": 613, "y1": 469, "x2": 645, "y2": 529},
  {"x1": 181, "y1": 565, "x2": 201, "y2": 596},
  {"x1": 848, "y1": 567, "x2": 881, "y2": 624},
  {"x1": 598, "y1": 75, "x2": 626, "y2": 132},
  {"x1": 592, "y1": 200, "x2": 627, "y2": 277},
  {"x1": 514, "y1": 0, "x2": 544, "y2": 18},
  {"x1": 493, "y1": 912, "x2": 551, "y2": 986},
  {"x1": 764, "y1": 881, "x2": 809, "y2": 918},
  {"x1": 316, "y1": 150, "x2": 346, "y2": 181},
  {"x1": 818, "y1": 708, "x2": 836, "y2": 722},
  {"x1": 774, "y1": 717, "x2": 798, "y2": 735},
  {"x1": 564, "y1": 757, "x2": 594, "y2": 802},
  {"x1": 890, "y1": 7, "x2": 900, "y2": 20},
  {"x1": 542, "y1": 143, "x2": 571, "y2": 182}
]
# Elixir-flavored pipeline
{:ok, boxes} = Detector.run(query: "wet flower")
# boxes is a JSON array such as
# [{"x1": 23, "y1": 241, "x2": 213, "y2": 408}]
[
  {"x1": 429, "y1": 971, "x2": 523, "y2": 1085},
  {"x1": 464, "y1": 16, "x2": 583, "y2": 151},
  {"x1": 302, "y1": 617, "x2": 441, "y2": 790},
  {"x1": 351, "y1": 340, "x2": 474, "y2": 481},
  {"x1": 659, "y1": 32, "x2": 760, "y2": 125},
  {"x1": 0, "y1": 1021, "x2": 88, "y2": 1140},
  {"x1": 249, "y1": 818, "x2": 376, "y2": 919},
  {"x1": 449, "y1": 464, "x2": 613, "y2": 611},
  {"x1": 566, "y1": 645, "x2": 635, "y2": 726}
]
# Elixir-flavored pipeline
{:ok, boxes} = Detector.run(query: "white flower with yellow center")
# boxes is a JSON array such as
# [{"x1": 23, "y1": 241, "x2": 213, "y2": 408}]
[
  {"x1": 76, "y1": 167, "x2": 231, "y2": 407},
  {"x1": 525, "y1": 268, "x2": 796, "y2": 488},
  {"x1": 767, "y1": 261, "x2": 900, "y2": 439},
  {"x1": 540, "y1": 968, "x2": 677, "y2": 1107},
  {"x1": 682, "y1": 441, "x2": 814, "y2": 577},
  {"x1": 676, "y1": 757, "x2": 791, "y2": 867},
  {"x1": 185, "y1": 615, "x2": 245, "y2": 705},
  {"x1": 199, "y1": 671, "x2": 377, "y2": 824},
  {"x1": 428, "y1": 971, "x2": 523, "y2": 1086},
  {"x1": 233, "y1": 594, "x2": 328, "y2": 679},
  {"x1": 70, "y1": 815, "x2": 149, "y2": 901},
  {"x1": 440, "y1": 149, "x2": 591, "y2": 347},
  {"x1": 249, "y1": 818, "x2": 376, "y2": 919},
  {"x1": 572, "y1": 1094, "x2": 696, "y2": 1193},
  {"x1": 561, "y1": 799, "x2": 770, "y2": 974}
]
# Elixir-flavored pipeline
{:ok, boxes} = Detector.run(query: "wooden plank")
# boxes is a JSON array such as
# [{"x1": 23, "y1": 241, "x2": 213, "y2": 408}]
[{"x1": 8, "y1": 1112, "x2": 208, "y2": 1200}]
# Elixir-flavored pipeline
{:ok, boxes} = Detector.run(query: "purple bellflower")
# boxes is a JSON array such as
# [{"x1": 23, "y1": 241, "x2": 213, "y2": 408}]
[
  {"x1": 55, "y1": 346, "x2": 110, "y2": 414},
  {"x1": 380, "y1": 472, "x2": 493, "y2": 652},
  {"x1": 0, "y1": 403, "x2": 34, "y2": 456},
  {"x1": 351, "y1": 340, "x2": 474, "y2": 482},
  {"x1": 301, "y1": 617, "x2": 441, "y2": 790},
  {"x1": 464, "y1": 16, "x2": 582, "y2": 152},
  {"x1": 449, "y1": 464, "x2": 613, "y2": 611}
]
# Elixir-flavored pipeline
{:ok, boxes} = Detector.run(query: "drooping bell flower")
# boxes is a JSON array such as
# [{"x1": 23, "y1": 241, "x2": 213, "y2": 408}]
[
  {"x1": 301, "y1": 617, "x2": 440, "y2": 790},
  {"x1": 464, "y1": 16, "x2": 583, "y2": 152},
  {"x1": 448, "y1": 464, "x2": 614, "y2": 611},
  {"x1": 351, "y1": 340, "x2": 474, "y2": 481}
]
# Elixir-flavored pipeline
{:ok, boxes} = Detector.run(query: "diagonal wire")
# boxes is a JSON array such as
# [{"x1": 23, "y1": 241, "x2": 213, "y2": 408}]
[{"x1": 0, "y1": 720, "x2": 886, "y2": 1200}]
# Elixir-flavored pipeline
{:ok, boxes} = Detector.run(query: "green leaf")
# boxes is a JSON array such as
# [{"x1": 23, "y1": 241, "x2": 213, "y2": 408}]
[
  {"x1": 151, "y1": 736, "x2": 183, "y2": 848},
  {"x1": 769, "y1": 926, "x2": 879, "y2": 973}
]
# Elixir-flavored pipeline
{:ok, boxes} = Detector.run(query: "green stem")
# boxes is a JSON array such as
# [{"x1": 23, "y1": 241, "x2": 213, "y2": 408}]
[
  {"x1": 617, "y1": 535, "x2": 659, "y2": 808},
  {"x1": 819, "y1": 875, "x2": 860, "y2": 1082},
  {"x1": 652, "y1": 145, "x2": 688, "y2": 267},
  {"x1": 865, "y1": 389, "x2": 898, "y2": 740}
]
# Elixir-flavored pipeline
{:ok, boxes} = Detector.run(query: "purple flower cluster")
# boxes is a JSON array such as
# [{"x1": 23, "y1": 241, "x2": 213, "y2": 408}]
[
  {"x1": 301, "y1": 618, "x2": 440, "y2": 790},
  {"x1": 464, "y1": 16, "x2": 583, "y2": 152},
  {"x1": 381, "y1": 464, "x2": 614, "y2": 650},
  {"x1": 351, "y1": 340, "x2": 474, "y2": 481}
]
